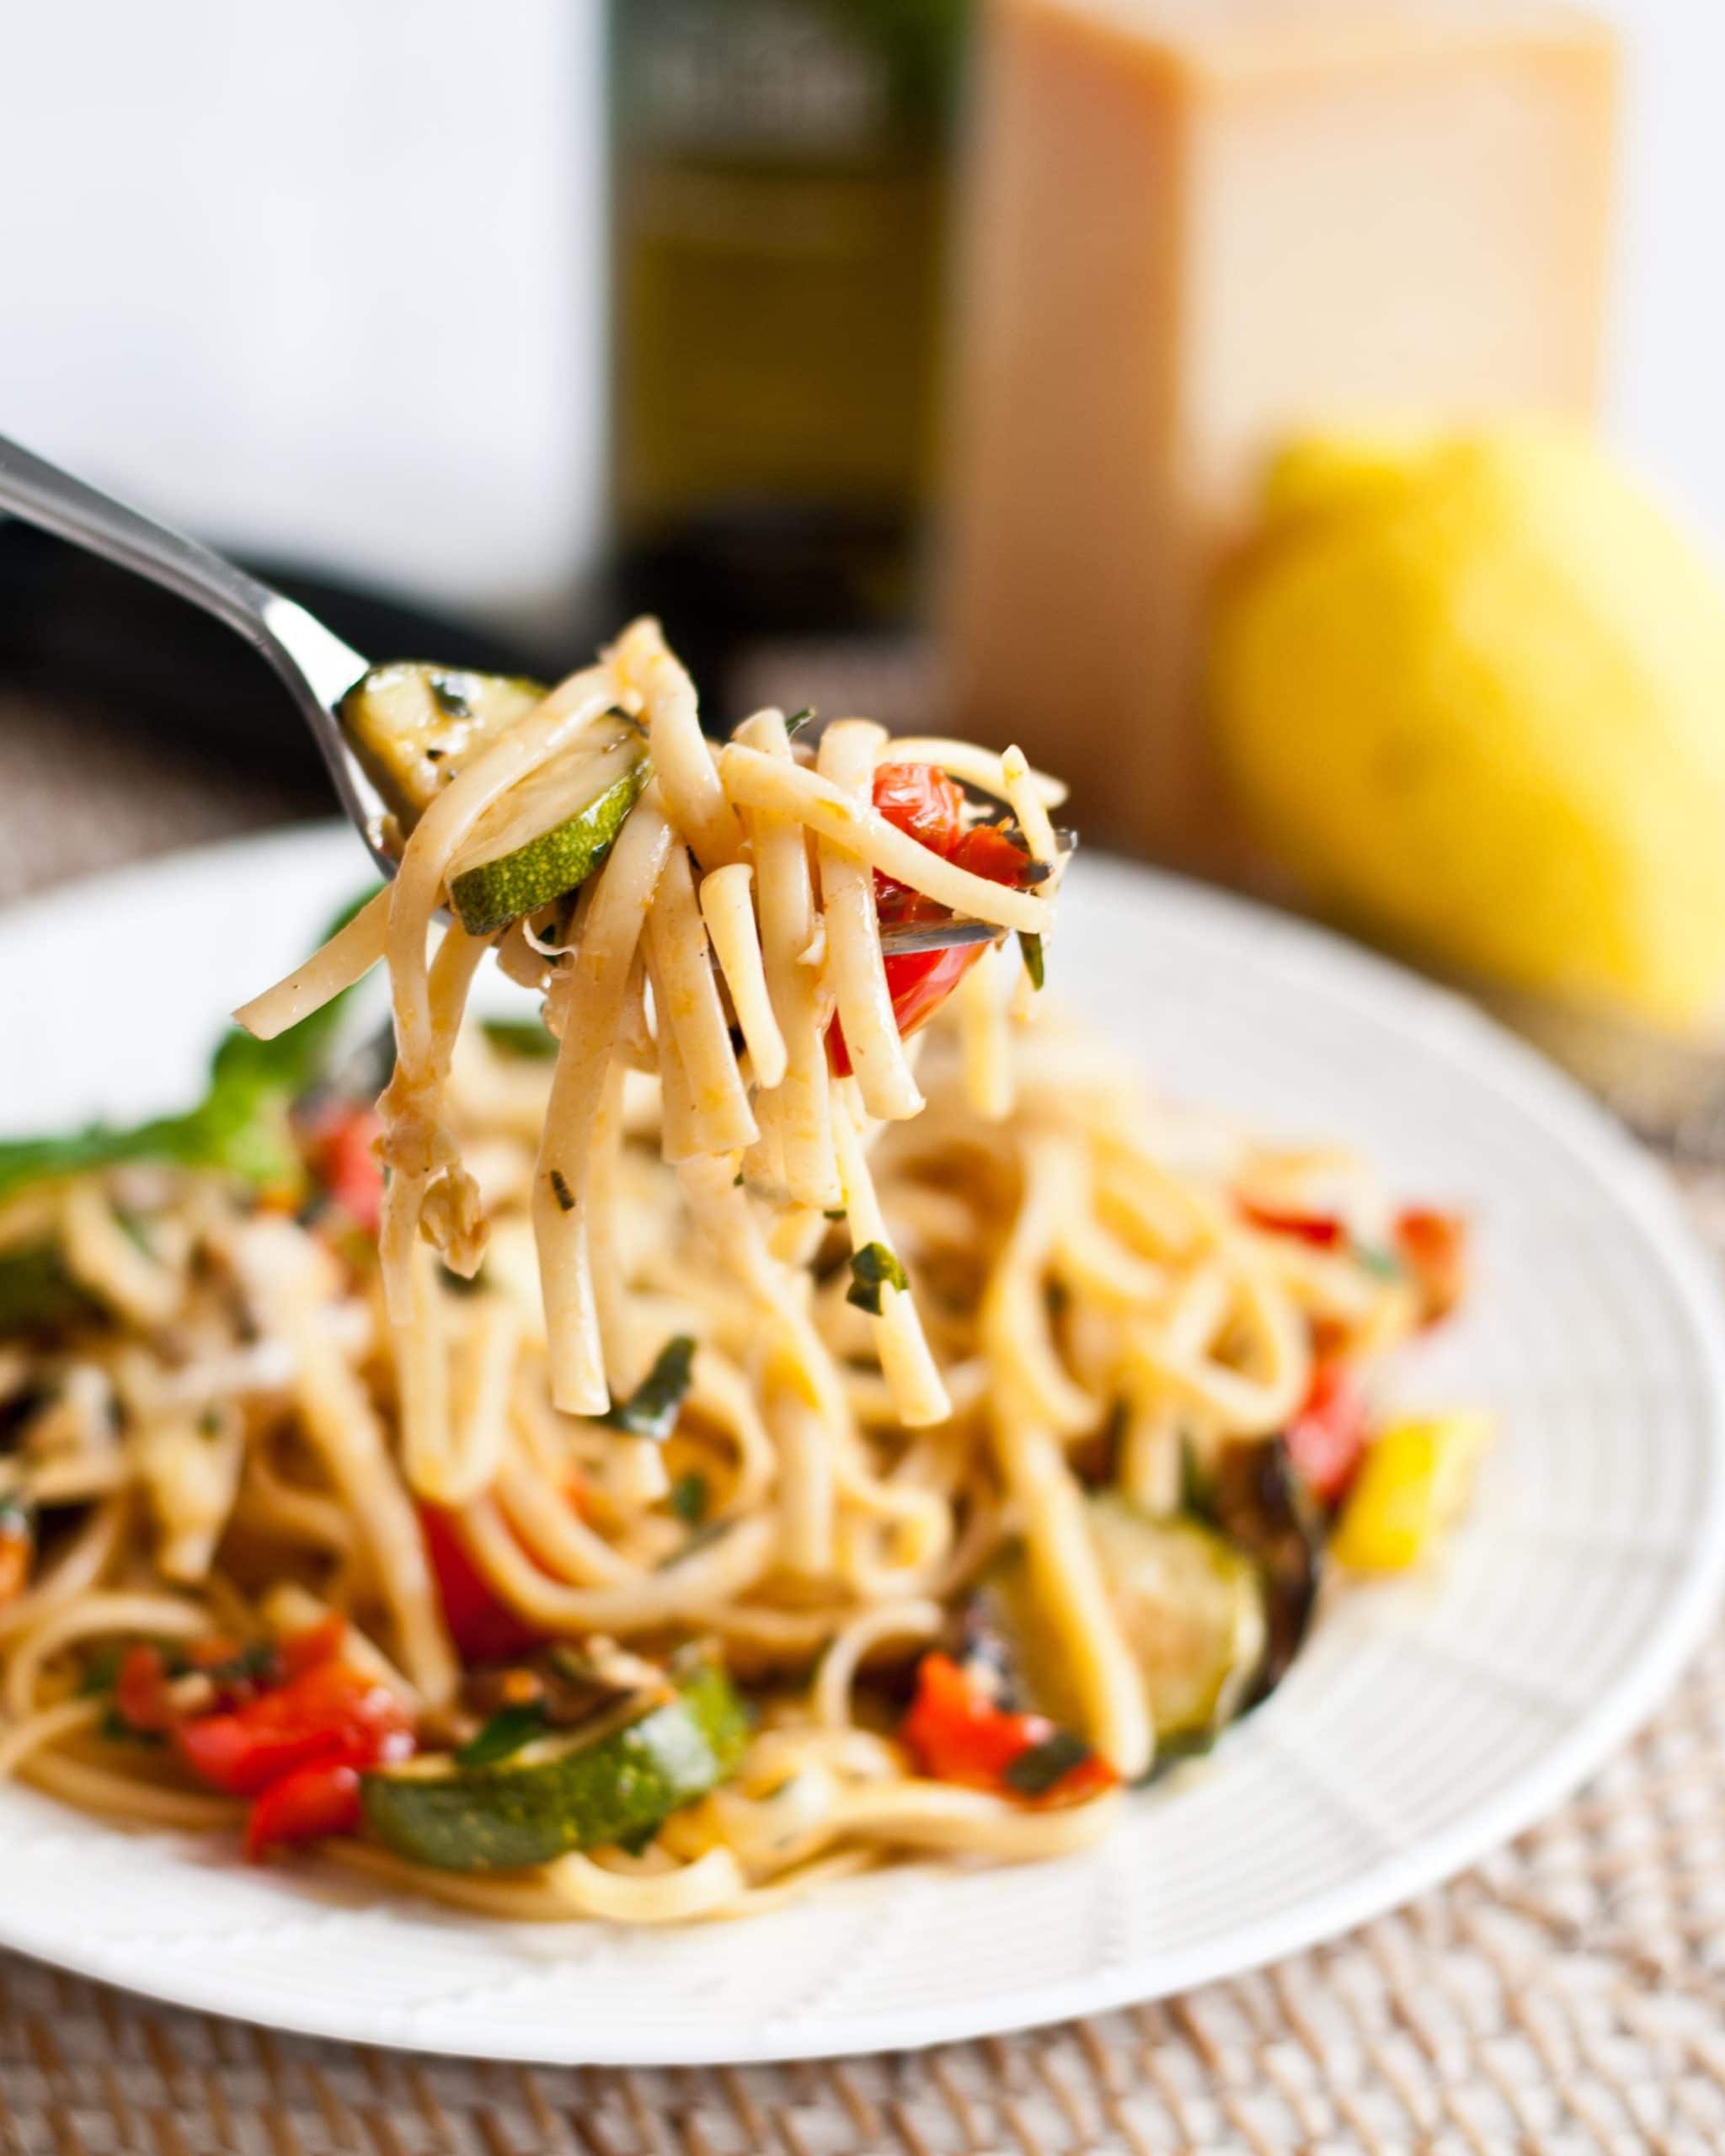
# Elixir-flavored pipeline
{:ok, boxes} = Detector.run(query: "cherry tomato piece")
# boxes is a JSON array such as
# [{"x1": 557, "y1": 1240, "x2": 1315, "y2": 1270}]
[
  {"x1": 301, "y1": 1103, "x2": 384, "y2": 1235},
  {"x1": 115, "y1": 1644, "x2": 176, "y2": 1735},
  {"x1": 1284, "y1": 1362, "x2": 1370, "y2": 1506},
  {"x1": 1394, "y1": 1207, "x2": 1468, "y2": 1325},
  {"x1": 174, "y1": 1659, "x2": 411, "y2": 1797},
  {"x1": 419, "y1": 1503, "x2": 545, "y2": 1665},
  {"x1": 244, "y1": 1758, "x2": 364, "y2": 1862},
  {"x1": 949, "y1": 822, "x2": 1033, "y2": 886},
  {"x1": 872, "y1": 762, "x2": 966, "y2": 854},
  {"x1": 0, "y1": 1534, "x2": 30, "y2": 1609},
  {"x1": 278, "y1": 1613, "x2": 348, "y2": 1680},
  {"x1": 830, "y1": 763, "x2": 1033, "y2": 1075},
  {"x1": 901, "y1": 1652, "x2": 1119, "y2": 1807},
  {"x1": 1238, "y1": 1201, "x2": 1345, "y2": 1247},
  {"x1": 830, "y1": 944, "x2": 987, "y2": 1078}
]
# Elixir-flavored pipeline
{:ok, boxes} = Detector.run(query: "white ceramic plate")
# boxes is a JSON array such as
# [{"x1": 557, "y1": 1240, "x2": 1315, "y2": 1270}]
[{"x1": 2, "y1": 826, "x2": 1722, "y2": 2065}]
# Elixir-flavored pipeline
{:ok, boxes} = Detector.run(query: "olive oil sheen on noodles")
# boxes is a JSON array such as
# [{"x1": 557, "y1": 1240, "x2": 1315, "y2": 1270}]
[{"x1": 608, "y1": 0, "x2": 967, "y2": 684}]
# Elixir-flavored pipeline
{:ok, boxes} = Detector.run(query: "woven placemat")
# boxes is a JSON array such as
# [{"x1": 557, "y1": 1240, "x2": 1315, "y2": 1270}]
[{"x1": 4, "y1": 694, "x2": 1725, "y2": 2153}]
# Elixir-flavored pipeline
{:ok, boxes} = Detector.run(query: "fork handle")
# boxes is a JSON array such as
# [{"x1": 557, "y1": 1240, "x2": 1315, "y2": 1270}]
[{"x1": 0, "y1": 433, "x2": 373, "y2": 818}]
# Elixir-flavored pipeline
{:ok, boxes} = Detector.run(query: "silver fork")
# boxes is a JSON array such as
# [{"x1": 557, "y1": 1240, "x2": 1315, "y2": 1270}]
[
  {"x1": 0, "y1": 433, "x2": 1001, "y2": 954},
  {"x1": 0, "y1": 432, "x2": 393, "y2": 873}
]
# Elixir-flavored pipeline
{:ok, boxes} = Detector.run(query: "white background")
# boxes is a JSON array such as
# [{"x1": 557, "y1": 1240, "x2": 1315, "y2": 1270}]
[
  {"x1": 0, "y1": 0, "x2": 1717, "y2": 618},
  {"x1": 1597, "y1": 0, "x2": 1725, "y2": 551},
  {"x1": 0, "y1": 2, "x2": 607, "y2": 621}
]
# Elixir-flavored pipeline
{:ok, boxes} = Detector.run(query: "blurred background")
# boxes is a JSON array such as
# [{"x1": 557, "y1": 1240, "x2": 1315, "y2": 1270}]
[{"x1": 3, "y1": 0, "x2": 1725, "y2": 1134}]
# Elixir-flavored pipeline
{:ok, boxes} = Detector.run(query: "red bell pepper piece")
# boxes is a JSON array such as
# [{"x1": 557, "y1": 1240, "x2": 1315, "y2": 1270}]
[
  {"x1": 185, "y1": 1634, "x2": 244, "y2": 1671},
  {"x1": 1394, "y1": 1207, "x2": 1468, "y2": 1325},
  {"x1": 1284, "y1": 1362, "x2": 1370, "y2": 1506},
  {"x1": 174, "y1": 1659, "x2": 412, "y2": 1797},
  {"x1": 300, "y1": 1102, "x2": 385, "y2": 1235},
  {"x1": 115, "y1": 1643, "x2": 177, "y2": 1735},
  {"x1": 244, "y1": 1758, "x2": 364, "y2": 1862},
  {"x1": 108, "y1": 1620, "x2": 409, "y2": 1864},
  {"x1": 419, "y1": 1503, "x2": 544, "y2": 1665},
  {"x1": 0, "y1": 1498, "x2": 31, "y2": 1609},
  {"x1": 1238, "y1": 1200, "x2": 1344, "y2": 1248},
  {"x1": 278, "y1": 1613, "x2": 349, "y2": 1680},
  {"x1": 901, "y1": 1653, "x2": 1119, "y2": 1807}
]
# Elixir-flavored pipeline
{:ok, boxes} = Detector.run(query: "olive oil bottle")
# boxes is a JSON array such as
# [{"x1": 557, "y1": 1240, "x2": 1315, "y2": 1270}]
[{"x1": 608, "y1": 0, "x2": 968, "y2": 678}]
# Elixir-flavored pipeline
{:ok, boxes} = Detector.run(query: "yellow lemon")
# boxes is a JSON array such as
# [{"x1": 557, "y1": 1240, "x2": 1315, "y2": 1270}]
[{"x1": 1210, "y1": 426, "x2": 1725, "y2": 1031}]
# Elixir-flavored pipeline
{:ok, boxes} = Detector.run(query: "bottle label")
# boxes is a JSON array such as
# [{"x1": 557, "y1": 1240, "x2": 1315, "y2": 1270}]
[
  {"x1": 615, "y1": 0, "x2": 962, "y2": 165},
  {"x1": 625, "y1": 0, "x2": 889, "y2": 157}
]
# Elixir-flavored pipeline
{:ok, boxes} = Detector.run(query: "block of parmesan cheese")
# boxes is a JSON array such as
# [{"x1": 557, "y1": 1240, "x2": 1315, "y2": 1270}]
[{"x1": 940, "y1": 0, "x2": 1618, "y2": 870}]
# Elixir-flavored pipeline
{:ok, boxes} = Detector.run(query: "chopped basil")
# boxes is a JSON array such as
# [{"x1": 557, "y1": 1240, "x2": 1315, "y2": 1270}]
[
  {"x1": 823, "y1": 1208, "x2": 847, "y2": 1222},
  {"x1": 548, "y1": 1168, "x2": 575, "y2": 1213},
  {"x1": 456, "y1": 1701, "x2": 550, "y2": 1768},
  {"x1": 0, "y1": 1489, "x2": 35, "y2": 1540},
  {"x1": 658, "y1": 1518, "x2": 733, "y2": 1570},
  {"x1": 100, "y1": 1705, "x2": 164, "y2": 1748},
  {"x1": 78, "y1": 1643, "x2": 123, "y2": 1696},
  {"x1": 601, "y1": 1335, "x2": 697, "y2": 1443},
  {"x1": 1002, "y1": 1729, "x2": 1093, "y2": 1797},
  {"x1": 481, "y1": 1019, "x2": 558, "y2": 1061},
  {"x1": 785, "y1": 707, "x2": 816, "y2": 737},
  {"x1": 846, "y1": 1241, "x2": 909, "y2": 1316},
  {"x1": 197, "y1": 1406, "x2": 224, "y2": 1438},
  {"x1": 427, "y1": 671, "x2": 473, "y2": 719},
  {"x1": 1353, "y1": 1241, "x2": 1403, "y2": 1280},
  {"x1": 199, "y1": 1639, "x2": 282, "y2": 1689},
  {"x1": 669, "y1": 1471, "x2": 709, "y2": 1526},
  {"x1": 543, "y1": 1645, "x2": 607, "y2": 1694},
  {"x1": 1017, "y1": 931, "x2": 1045, "y2": 992},
  {"x1": 1178, "y1": 1436, "x2": 1211, "y2": 1519},
  {"x1": 1140, "y1": 1725, "x2": 1219, "y2": 1785}
]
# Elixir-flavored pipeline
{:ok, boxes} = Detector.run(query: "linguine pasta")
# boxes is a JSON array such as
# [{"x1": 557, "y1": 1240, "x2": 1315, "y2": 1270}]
[{"x1": 0, "y1": 623, "x2": 1476, "y2": 1922}]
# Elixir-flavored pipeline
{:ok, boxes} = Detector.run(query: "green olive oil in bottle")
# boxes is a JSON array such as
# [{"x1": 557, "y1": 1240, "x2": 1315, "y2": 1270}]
[{"x1": 608, "y1": 0, "x2": 968, "y2": 675}]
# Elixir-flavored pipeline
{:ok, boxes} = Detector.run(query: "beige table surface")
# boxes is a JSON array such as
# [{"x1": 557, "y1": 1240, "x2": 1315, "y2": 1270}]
[{"x1": 3, "y1": 689, "x2": 1725, "y2": 2156}]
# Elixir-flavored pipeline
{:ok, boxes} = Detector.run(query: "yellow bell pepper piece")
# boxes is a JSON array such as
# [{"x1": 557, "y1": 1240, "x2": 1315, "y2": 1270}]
[{"x1": 1331, "y1": 1412, "x2": 1492, "y2": 1572}]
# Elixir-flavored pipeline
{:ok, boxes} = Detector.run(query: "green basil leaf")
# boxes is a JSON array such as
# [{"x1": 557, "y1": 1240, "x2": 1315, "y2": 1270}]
[
  {"x1": 480, "y1": 1019, "x2": 558, "y2": 1061},
  {"x1": 0, "y1": 887, "x2": 381, "y2": 1206},
  {"x1": 1001, "y1": 1728, "x2": 1092, "y2": 1796},
  {"x1": 455, "y1": 1701, "x2": 550, "y2": 1769},
  {"x1": 601, "y1": 1336, "x2": 697, "y2": 1443},
  {"x1": 846, "y1": 1241, "x2": 909, "y2": 1316},
  {"x1": 669, "y1": 1471, "x2": 709, "y2": 1526}
]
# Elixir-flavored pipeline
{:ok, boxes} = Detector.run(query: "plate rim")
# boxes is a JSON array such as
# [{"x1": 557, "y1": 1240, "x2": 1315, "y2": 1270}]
[{"x1": 1, "y1": 822, "x2": 1722, "y2": 2064}]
